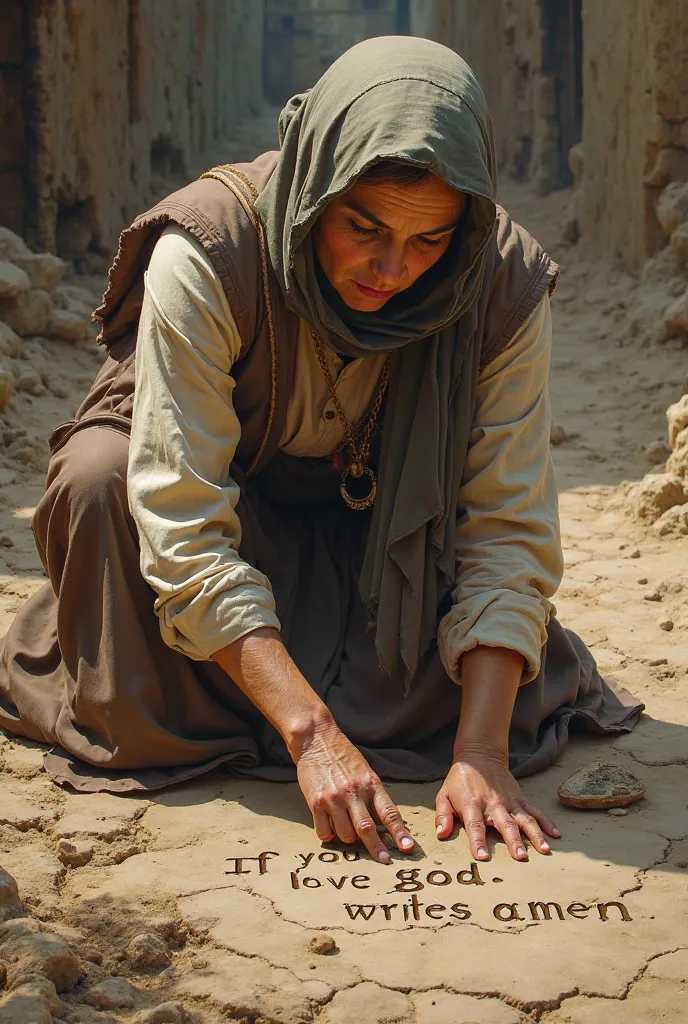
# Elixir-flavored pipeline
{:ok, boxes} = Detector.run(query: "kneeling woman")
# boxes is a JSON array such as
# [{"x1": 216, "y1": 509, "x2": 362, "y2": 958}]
[{"x1": 0, "y1": 37, "x2": 642, "y2": 865}]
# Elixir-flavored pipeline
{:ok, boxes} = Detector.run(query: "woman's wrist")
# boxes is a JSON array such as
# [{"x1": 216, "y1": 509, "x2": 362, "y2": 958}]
[{"x1": 284, "y1": 706, "x2": 337, "y2": 762}]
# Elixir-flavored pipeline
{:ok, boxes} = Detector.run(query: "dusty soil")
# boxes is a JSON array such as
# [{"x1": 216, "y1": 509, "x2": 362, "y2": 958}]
[{"x1": 0, "y1": 167, "x2": 687, "y2": 1023}]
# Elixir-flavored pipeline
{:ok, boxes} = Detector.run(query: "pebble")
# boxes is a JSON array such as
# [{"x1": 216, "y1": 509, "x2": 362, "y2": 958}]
[
  {"x1": 637, "y1": 577, "x2": 649, "y2": 585},
  {"x1": 549, "y1": 424, "x2": 567, "y2": 446},
  {"x1": 629, "y1": 548, "x2": 641, "y2": 558},
  {"x1": 643, "y1": 591, "x2": 662, "y2": 602},
  {"x1": 649, "y1": 658, "x2": 669, "y2": 666},
  {"x1": 558, "y1": 763, "x2": 646, "y2": 809},
  {"x1": 677, "y1": 862, "x2": 688, "y2": 869},
  {"x1": 57, "y1": 838, "x2": 94, "y2": 868},
  {"x1": 0, "y1": 535, "x2": 14, "y2": 548},
  {"x1": 308, "y1": 934, "x2": 337, "y2": 955},
  {"x1": 659, "y1": 619, "x2": 674, "y2": 631},
  {"x1": 84, "y1": 977, "x2": 136, "y2": 1010},
  {"x1": 607, "y1": 808, "x2": 628, "y2": 817},
  {"x1": 133, "y1": 1002, "x2": 187, "y2": 1024},
  {"x1": 126, "y1": 932, "x2": 170, "y2": 971}
]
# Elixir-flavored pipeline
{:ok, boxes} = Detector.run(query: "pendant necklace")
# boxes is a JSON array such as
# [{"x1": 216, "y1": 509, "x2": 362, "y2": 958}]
[{"x1": 310, "y1": 330, "x2": 390, "y2": 510}]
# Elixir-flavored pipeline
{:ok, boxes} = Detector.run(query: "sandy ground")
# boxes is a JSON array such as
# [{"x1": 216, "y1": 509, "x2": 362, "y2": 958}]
[{"x1": 0, "y1": 163, "x2": 686, "y2": 1023}]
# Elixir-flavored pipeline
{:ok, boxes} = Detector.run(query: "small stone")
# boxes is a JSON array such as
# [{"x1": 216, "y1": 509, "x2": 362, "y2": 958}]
[
  {"x1": 653, "y1": 504, "x2": 688, "y2": 537},
  {"x1": 0, "y1": 321, "x2": 22, "y2": 357},
  {"x1": 628, "y1": 548, "x2": 641, "y2": 558},
  {"x1": 558, "y1": 763, "x2": 646, "y2": 809},
  {"x1": 132, "y1": 1001, "x2": 186, "y2": 1024},
  {"x1": 607, "y1": 808, "x2": 628, "y2": 817},
  {"x1": 0, "y1": 535, "x2": 14, "y2": 548},
  {"x1": 0, "y1": 261, "x2": 30, "y2": 299},
  {"x1": 84, "y1": 976, "x2": 136, "y2": 1010},
  {"x1": 189, "y1": 957, "x2": 207, "y2": 970},
  {"x1": 645, "y1": 440, "x2": 669, "y2": 465},
  {"x1": 13, "y1": 253, "x2": 66, "y2": 293},
  {"x1": 643, "y1": 591, "x2": 662, "y2": 602},
  {"x1": 659, "y1": 619, "x2": 675, "y2": 631},
  {"x1": 57, "y1": 839, "x2": 94, "y2": 869},
  {"x1": 637, "y1": 577, "x2": 649, "y2": 585},
  {"x1": 48, "y1": 308, "x2": 90, "y2": 343},
  {"x1": 126, "y1": 932, "x2": 170, "y2": 971},
  {"x1": 627, "y1": 472, "x2": 687, "y2": 523},
  {"x1": 81, "y1": 947, "x2": 103, "y2": 964},
  {"x1": 150, "y1": 917, "x2": 185, "y2": 946},
  {"x1": 112, "y1": 844, "x2": 139, "y2": 864},
  {"x1": 649, "y1": 657, "x2": 669, "y2": 666},
  {"x1": 308, "y1": 934, "x2": 337, "y2": 955},
  {"x1": 677, "y1": 861, "x2": 688, "y2": 869},
  {"x1": 549, "y1": 423, "x2": 567, "y2": 446}
]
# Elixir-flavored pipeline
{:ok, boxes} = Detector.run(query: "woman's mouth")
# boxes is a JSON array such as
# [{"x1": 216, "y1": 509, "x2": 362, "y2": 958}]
[{"x1": 354, "y1": 281, "x2": 396, "y2": 299}]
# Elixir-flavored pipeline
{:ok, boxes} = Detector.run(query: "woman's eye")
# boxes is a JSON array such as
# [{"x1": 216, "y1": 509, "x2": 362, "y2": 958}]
[
  {"x1": 417, "y1": 235, "x2": 446, "y2": 249},
  {"x1": 349, "y1": 219, "x2": 378, "y2": 237}
]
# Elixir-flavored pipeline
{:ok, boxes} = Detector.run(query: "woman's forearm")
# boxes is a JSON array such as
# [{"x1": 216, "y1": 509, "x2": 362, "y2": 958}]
[
  {"x1": 453, "y1": 645, "x2": 524, "y2": 761},
  {"x1": 213, "y1": 628, "x2": 335, "y2": 761}
]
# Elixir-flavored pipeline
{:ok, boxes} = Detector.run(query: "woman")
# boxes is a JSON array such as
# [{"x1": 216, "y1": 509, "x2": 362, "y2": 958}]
[{"x1": 0, "y1": 37, "x2": 642, "y2": 866}]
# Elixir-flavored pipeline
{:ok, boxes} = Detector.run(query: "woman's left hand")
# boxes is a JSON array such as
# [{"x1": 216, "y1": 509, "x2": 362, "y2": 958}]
[{"x1": 435, "y1": 745, "x2": 561, "y2": 861}]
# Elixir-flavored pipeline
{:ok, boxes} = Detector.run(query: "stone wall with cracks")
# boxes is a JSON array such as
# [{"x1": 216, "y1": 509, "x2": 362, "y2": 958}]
[{"x1": 2, "y1": 0, "x2": 265, "y2": 257}]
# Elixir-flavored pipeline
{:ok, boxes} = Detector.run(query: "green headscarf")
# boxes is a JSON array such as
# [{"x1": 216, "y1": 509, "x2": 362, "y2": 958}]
[{"x1": 256, "y1": 35, "x2": 497, "y2": 682}]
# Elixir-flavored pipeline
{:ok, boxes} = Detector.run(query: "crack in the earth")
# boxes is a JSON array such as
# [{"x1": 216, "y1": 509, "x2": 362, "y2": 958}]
[{"x1": 614, "y1": 745, "x2": 688, "y2": 768}]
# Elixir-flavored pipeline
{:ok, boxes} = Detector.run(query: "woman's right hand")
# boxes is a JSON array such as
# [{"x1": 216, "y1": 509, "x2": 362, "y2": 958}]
[{"x1": 295, "y1": 720, "x2": 415, "y2": 864}]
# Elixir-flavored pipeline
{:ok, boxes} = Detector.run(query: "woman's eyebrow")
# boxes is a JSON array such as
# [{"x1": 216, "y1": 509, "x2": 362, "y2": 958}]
[{"x1": 345, "y1": 199, "x2": 461, "y2": 236}]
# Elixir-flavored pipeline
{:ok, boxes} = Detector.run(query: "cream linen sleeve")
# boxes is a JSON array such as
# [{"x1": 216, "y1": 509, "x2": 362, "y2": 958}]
[
  {"x1": 128, "y1": 224, "x2": 280, "y2": 660},
  {"x1": 437, "y1": 293, "x2": 563, "y2": 684}
]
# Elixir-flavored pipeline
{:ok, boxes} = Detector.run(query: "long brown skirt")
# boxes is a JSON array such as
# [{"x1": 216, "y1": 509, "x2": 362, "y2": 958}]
[{"x1": 0, "y1": 426, "x2": 643, "y2": 793}]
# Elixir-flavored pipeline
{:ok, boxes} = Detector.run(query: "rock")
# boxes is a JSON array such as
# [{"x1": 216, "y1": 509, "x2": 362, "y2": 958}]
[
  {"x1": 5, "y1": 976, "x2": 60, "y2": 1016},
  {"x1": 57, "y1": 840, "x2": 93, "y2": 869},
  {"x1": 667, "y1": 394, "x2": 688, "y2": 449},
  {"x1": 670, "y1": 222, "x2": 688, "y2": 269},
  {"x1": 83, "y1": 977, "x2": 136, "y2": 1010},
  {"x1": 0, "y1": 369, "x2": 13, "y2": 412},
  {"x1": 607, "y1": 808, "x2": 628, "y2": 817},
  {"x1": 0, "y1": 290, "x2": 52, "y2": 337},
  {"x1": 0, "y1": 976, "x2": 58, "y2": 1023},
  {"x1": 133, "y1": 1001, "x2": 186, "y2": 1024},
  {"x1": 659, "y1": 619, "x2": 674, "y2": 631},
  {"x1": 49, "y1": 309, "x2": 90, "y2": 343},
  {"x1": 150, "y1": 918, "x2": 185, "y2": 946},
  {"x1": 0, "y1": 323, "x2": 22, "y2": 358},
  {"x1": 81, "y1": 947, "x2": 103, "y2": 964},
  {"x1": 643, "y1": 590, "x2": 662, "y2": 602},
  {"x1": 644, "y1": 147, "x2": 688, "y2": 188},
  {"x1": 549, "y1": 423, "x2": 567, "y2": 446},
  {"x1": 51, "y1": 283, "x2": 96, "y2": 319},
  {"x1": 637, "y1": 577, "x2": 649, "y2": 584},
  {"x1": 649, "y1": 657, "x2": 668, "y2": 666},
  {"x1": 126, "y1": 933, "x2": 170, "y2": 971},
  {"x1": 0, "y1": 919, "x2": 79, "y2": 991},
  {"x1": 657, "y1": 181, "x2": 688, "y2": 234},
  {"x1": 13, "y1": 254, "x2": 66, "y2": 294},
  {"x1": 667, "y1": 427, "x2": 688, "y2": 480},
  {"x1": 664, "y1": 288, "x2": 688, "y2": 335},
  {"x1": 308, "y1": 934, "x2": 337, "y2": 955},
  {"x1": 0, "y1": 262, "x2": 30, "y2": 300},
  {"x1": 653, "y1": 504, "x2": 688, "y2": 537},
  {"x1": 627, "y1": 472, "x2": 687, "y2": 522},
  {"x1": 323, "y1": 983, "x2": 411, "y2": 1024},
  {"x1": 55, "y1": 793, "x2": 139, "y2": 841},
  {"x1": 0, "y1": 869, "x2": 26, "y2": 924},
  {"x1": 14, "y1": 369, "x2": 45, "y2": 397},
  {"x1": 0, "y1": 228, "x2": 31, "y2": 264},
  {"x1": 557, "y1": 763, "x2": 646, "y2": 809},
  {"x1": 645, "y1": 440, "x2": 669, "y2": 465}
]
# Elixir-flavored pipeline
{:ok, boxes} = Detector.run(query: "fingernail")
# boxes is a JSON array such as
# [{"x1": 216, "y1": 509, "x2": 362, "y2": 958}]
[
  {"x1": 477, "y1": 847, "x2": 488, "y2": 859},
  {"x1": 517, "y1": 846, "x2": 526, "y2": 858},
  {"x1": 378, "y1": 850, "x2": 391, "y2": 864},
  {"x1": 541, "y1": 841, "x2": 551, "y2": 852},
  {"x1": 436, "y1": 825, "x2": 443, "y2": 836},
  {"x1": 552, "y1": 828, "x2": 561, "y2": 837},
  {"x1": 400, "y1": 836, "x2": 414, "y2": 850}
]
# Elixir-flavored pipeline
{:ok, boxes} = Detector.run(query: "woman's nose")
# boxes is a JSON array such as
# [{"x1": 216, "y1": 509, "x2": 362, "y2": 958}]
[{"x1": 371, "y1": 245, "x2": 405, "y2": 287}]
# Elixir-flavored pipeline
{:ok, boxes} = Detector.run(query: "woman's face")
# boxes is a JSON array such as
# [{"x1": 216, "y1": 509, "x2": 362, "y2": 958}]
[{"x1": 314, "y1": 173, "x2": 466, "y2": 312}]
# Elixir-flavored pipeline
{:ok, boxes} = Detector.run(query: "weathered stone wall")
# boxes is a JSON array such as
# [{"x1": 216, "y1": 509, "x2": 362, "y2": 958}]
[
  {"x1": 264, "y1": 0, "x2": 401, "y2": 106},
  {"x1": 0, "y1": 2, "x2": 27, "y2": 237},
  {"x1": 2, "y1": 0, "x2": 264, "y2": 256},
  {"x1": 578, "y1": 0, "x2": 688, "y2": 268}
]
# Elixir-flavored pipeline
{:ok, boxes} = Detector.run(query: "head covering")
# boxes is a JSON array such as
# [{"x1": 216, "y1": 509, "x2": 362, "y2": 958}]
[{"x1": 256, "y1": 35, "x2": 497, "y2": 683}]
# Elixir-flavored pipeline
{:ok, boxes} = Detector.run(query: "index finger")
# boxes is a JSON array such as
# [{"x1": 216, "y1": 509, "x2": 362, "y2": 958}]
[
  {"x1": 373, "y1": 786, "x2": 415, "y2": 854},
  {"x1": 349, "y1": 800, "x2": 392, "y2": 864}
]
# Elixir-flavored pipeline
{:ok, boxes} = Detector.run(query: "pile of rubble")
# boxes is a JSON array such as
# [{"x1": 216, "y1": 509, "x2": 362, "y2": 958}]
[
  {"x1": 0, "y1": 227, "x2": 101, "y2": 414},
  {"x1": 622, "y1": 393, "x2": 688, "y2": 536}
]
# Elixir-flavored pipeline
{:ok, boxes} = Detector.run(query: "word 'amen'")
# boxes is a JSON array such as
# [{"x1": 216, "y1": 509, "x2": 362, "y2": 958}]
[{"x1": 340, "y1": 899, "x2": 632, "y2": 923}]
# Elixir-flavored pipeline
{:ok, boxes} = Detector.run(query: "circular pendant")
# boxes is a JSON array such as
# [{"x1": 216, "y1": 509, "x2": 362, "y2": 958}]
[{"x1": 340, "y1": 466, "x2": 377, "y2": 510}]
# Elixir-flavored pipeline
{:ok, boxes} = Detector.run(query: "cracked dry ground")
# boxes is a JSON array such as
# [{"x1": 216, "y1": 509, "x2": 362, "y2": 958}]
[{"x1": 0, "y1": 181, "x2": 687, "y2": 1024}]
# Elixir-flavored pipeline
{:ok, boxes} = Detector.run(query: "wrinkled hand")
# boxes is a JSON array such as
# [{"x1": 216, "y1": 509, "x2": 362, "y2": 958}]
[
  {"x1": 296, "y1": 722, "x2": 415, "y2": 864},
  {"x1": 435, "y1": 746, "x2": 561, "y2": 861}
]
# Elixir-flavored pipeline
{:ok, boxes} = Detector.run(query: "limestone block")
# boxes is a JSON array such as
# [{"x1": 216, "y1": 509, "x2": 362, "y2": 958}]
[
  {"x1": 0, "y1": 262, "x2": 30, "y2": 301},
  {"x1": 626, "y1": 472, "x2": 687, "y2": 522},
  {"x1": 0, "y1": 368, "x2": 13, "y2": 412},
  {"x1": 57, "y1": 839, "x2": 94, "y2": 869},
  {"x1": 126, "y1": 932, "x2": 170, "y2": 971},
  {"x1": 0, "y1": 794, "x2": 57, "y2": 832},
  {"x1": 670, "y1": 221, "x2": 688, "y2": 268},
  {"x1": 48, "y1": 308, "x2": 90, "y2": 343},
  {"x1": 14, "y1": 253, "x2": 66, "y2": 294},
  {"x1": 55, "y1": 792, "x2": 142, "y2": 841},
  {"x1": 0, "y1": 868, "x2": 26, "y2": 924},
  {"x1": 0, "y1": 919, "x2": 79, "y2": 992},
  {"x1": 0, "y1": 290, "x2": 52, "y2": 337},
  {"x1": 667, "y1": 394, "x2": 688, "y2": 448},
  {"x1": 656, "y1": 181, "x2": 688, "y2": 235},
  {"x1": 83, "y1": 977, "x2": 136, "y2": 1010}
]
